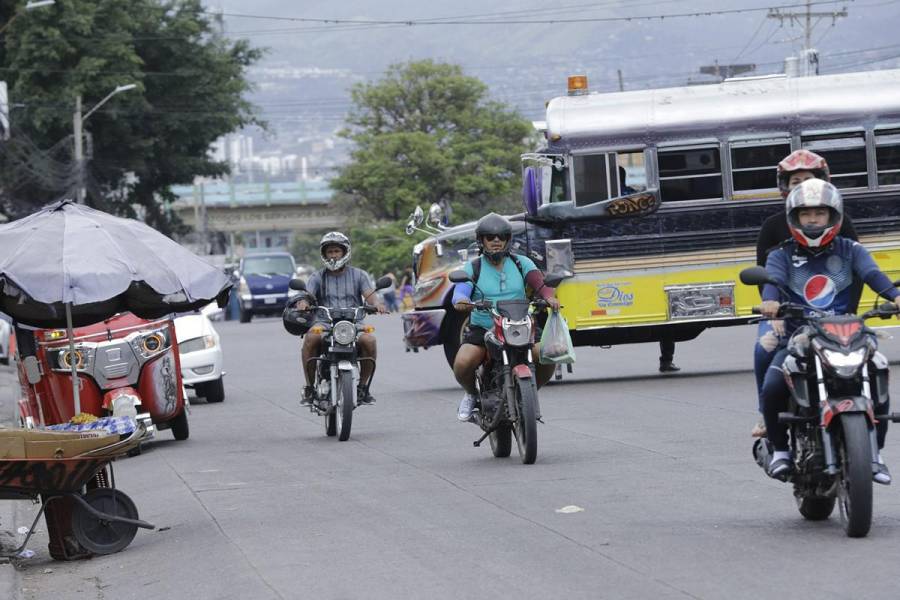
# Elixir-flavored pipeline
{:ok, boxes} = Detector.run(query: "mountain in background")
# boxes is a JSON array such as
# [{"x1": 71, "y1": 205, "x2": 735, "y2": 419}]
[{"x1": 205, "y1": 0, "x2": 900, "y2": 172}]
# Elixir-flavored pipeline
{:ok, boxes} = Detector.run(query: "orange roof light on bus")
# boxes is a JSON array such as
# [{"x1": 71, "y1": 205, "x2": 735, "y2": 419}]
[{"x1": 567, "y1": 75, "x2": 588, "y2": 96}]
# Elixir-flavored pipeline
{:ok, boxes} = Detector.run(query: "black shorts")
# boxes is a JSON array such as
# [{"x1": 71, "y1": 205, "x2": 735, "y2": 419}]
[{"x1": 462, "y1": 326, "x2": 488, "y2": 347}]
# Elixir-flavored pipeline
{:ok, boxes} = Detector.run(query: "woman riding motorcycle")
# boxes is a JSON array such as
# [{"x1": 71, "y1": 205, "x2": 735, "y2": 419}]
[
  {"x1": 757, "y1": 179, "x2": 900, "y2": 482},
  {"x1": 451, "y1": 213, "x2": 560, "y2": 422}
]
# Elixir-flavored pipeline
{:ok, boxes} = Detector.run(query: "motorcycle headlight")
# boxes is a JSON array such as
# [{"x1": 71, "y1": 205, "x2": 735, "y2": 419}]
[
  {"x1": 821, "y1": 348, "x2": 866, "y2": 377},
  {"x1": 58, "y1": 348, "x2": 85, "y2": 370},
  {"x1": 502, "y1": 318, "x2": 532, "y2": 347},
  {"x1": 239, "y1": 277, "x2": 251, "y2": 297},
  {"x1": 332, "y1": 321, "x2": 357, "y2": 346},
  {"x1": 134, "y1": 328, "x2": 171, "y2": 358}
]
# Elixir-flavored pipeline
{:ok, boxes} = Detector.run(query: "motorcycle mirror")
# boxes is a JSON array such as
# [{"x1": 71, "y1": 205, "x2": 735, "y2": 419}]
[
  {"x1": 448, "y1": 270, "x2": 472, "y2": 284},
  {"x1": 893, "y1": 279, "x2": 900, "y2": 287},
  {"x1": 543, "y1": 270, "x2": 573, "y2": 289},
  {"x1": 739, "y1": 266, "x2": 774, "y2": 286},
  {"x1": 374, "y1": 276, "x2": 393, "y2": 291},
  {"x1": 289, "y1": 278, "x2": 307, "y2": 291}
]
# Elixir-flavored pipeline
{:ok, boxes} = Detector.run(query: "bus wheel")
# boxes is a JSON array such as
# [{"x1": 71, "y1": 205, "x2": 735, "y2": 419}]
[{"x1": 442, "y1": 311, "x2": 469, "y2": 367}]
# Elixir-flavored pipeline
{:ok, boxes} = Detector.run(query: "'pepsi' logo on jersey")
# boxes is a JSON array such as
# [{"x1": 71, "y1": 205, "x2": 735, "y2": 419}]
[{"x1": 804, "y1": 274, "x2": 836, "y2": 308}]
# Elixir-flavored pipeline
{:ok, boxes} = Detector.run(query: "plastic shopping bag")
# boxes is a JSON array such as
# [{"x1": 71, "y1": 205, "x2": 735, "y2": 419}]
[{"x1": 539, "y1": 310, "x2": 576, "y2": 365}]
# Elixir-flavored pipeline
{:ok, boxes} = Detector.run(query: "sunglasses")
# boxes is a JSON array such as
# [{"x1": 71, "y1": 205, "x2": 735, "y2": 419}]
[{"x1": 482, "y1": 234, "x2": 510, "y2": 242}]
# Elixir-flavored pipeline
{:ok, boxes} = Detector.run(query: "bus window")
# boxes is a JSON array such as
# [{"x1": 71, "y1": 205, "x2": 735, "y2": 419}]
[
  {"x1": 801, "y1": 132, "x2": 868, "y2": 189},
  {"x1": 572, "y1": 153, "x2": 617, "y2": 207},
  {"x1": 730, "y1": 140, "x2": 791, "y2": 192},
  {"x1": 658, "y1": 146, "x2": 722, "y2": 201},
  {"x1": 616, "y1": 150, "x2": 646, "y2": 193},
  {"x1": 875, "y1": 128, "x2": 900, "y2": 186}
]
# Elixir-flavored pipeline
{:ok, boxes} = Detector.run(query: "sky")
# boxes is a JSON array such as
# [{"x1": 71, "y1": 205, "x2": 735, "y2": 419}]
[{"x1": 203, "y1": 0, "x2": 900, "y2": 134}]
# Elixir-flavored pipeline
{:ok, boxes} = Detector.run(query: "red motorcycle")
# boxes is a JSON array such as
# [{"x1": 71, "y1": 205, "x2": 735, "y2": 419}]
[{"x1": 15, "y1": 312, "x2": 189, "y2": 441}]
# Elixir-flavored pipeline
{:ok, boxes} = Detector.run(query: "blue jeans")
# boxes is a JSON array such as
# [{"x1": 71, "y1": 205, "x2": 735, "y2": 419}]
[{"x1": 753, "y1": 321, "x2": 781, "y2": 413}]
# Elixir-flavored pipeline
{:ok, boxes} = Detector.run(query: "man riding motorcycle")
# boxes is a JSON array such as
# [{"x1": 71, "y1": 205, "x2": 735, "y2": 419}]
[
  {"x1": 295, "y1": 232, "x2": 385, "y2": 406},
  {"x1": 751, "y1": 150, "x2": 860, "y2": 438},
  {"x1": 451, "y1": 213, "x2": 560, "y2": 422},
  {"x1": 757, "y1": 179, "x2": 900, "y2": 483}
]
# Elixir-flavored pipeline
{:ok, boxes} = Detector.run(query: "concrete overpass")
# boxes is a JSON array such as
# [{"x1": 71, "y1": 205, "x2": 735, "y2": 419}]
[{"x1": 170, "y1": 179, "x2": 341, "y2": 254}]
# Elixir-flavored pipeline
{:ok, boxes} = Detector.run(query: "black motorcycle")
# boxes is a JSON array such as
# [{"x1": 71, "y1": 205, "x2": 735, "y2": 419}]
[
  {"x1": 448, "y1": 270, "x2": 564, "y2": 464},
  {"x1": 289, "y1": 276, "x2": 391, "y2": 441},
  {"x1": 741, "y1": 266, "x2": 900, "y2": 537}
]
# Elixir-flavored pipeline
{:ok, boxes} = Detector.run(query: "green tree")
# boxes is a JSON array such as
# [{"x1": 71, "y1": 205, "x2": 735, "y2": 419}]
[
  {"x1": 0, "y1": 0, "x2": 262, "y2": 232},
  {"x1": 332, "y1": 60, "x2": 531, "y2": 224}
]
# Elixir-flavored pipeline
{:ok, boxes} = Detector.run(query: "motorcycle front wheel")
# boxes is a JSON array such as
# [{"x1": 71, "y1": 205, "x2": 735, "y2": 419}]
[
  {"x1": 335, "y1": 371, "x2": 354, "y2": 442},
  {"x1": 838, "y1": 413, "x2": 873, "y2": 538},
  {"x1": 512, "y1": 376, "x2": 538, "y2": 464}
]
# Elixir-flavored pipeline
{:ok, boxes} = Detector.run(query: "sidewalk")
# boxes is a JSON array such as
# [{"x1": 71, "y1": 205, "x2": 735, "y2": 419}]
[{"x1": 0, "y1": 366, "x2": 24, "y2": 600}]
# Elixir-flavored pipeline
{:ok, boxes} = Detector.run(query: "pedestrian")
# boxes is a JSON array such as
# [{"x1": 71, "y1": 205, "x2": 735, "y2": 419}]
[
  {"x1": 382, "y1": 272, "x2": 399, "y2": 313},
  {"x1": 399, "y1": 267, "x2": 415, "y2": 311}
]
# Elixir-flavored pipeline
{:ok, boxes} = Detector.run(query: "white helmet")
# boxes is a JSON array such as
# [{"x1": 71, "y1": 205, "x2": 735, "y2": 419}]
[
  {"x1": 785, "y1": 179, "x2": 843, "y2": 251},
  {"x1": 319, "y1": 231, "x2": 351, "y2": 271}
]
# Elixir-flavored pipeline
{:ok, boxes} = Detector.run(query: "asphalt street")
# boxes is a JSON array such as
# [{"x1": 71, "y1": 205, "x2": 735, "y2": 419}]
[{"x1": 3, "y1": 314, "x2": 900, "y2": 599}]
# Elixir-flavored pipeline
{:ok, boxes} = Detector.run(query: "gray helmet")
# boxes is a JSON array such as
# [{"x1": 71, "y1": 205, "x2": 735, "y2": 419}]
[
  {"x1": 319, "y1": 231, "x2": 351, "y2": 271},
  {"x1": 475, "y1": 213, "x2": 512, "y2": 262}
]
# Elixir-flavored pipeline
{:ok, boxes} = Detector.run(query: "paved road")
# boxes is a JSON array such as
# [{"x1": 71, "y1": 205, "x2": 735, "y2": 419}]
[{"x1": 4, "y1": 315, "x2": 900, "y2": 599}]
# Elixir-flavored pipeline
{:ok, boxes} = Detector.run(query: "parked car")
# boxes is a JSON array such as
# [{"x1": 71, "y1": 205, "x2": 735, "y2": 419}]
[
  {"x1": 174, "y1": 312, "x2": 225, "y2": 403},
  {"x1": 235, "y1": 251, "x2": 296, "y2": 323}
]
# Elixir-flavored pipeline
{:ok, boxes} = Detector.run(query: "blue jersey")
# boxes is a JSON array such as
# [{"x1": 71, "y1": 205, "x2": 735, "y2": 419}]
[{"x1": 764, "y1": 237, "x2": 897, "y2": 321}]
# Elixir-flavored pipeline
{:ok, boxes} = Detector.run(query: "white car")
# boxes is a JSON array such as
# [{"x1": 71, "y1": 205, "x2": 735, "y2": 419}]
[{"x1": 174, "y1": 312, "x2": 225, "y2": 402}]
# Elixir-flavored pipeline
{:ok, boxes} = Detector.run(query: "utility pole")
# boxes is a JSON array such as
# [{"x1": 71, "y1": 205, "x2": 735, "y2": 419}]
[
  {"x1": 617, "y1": 69, "x2": 624, "y2": 92},
  {"x1": 73, "y1": 94, "x2": 84, "y2": 203},
  {"x1": 768, "y1": 0, "x2": 848, "y2": 76}
]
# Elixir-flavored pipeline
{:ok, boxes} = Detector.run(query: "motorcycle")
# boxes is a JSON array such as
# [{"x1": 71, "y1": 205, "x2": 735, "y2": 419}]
[
  {"x1": 289, "y1": 276, "x2": 392, "y2": 441},
  {"x1": 448, "y1": 270, "x2": 564, "y2": 464},
  {"x1": 741, "y1": 266, "x2": 900, "y2": 537}
]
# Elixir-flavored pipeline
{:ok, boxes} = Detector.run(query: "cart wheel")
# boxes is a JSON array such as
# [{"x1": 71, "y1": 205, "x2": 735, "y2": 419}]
[{"x1": 71, "y1": 489, "x2": 139, "y2": 555}]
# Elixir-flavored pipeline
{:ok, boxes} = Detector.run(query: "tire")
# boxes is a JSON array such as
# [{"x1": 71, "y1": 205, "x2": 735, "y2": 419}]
[
  {"x1": 170, "y1": 408, "x2": 190, "y2": 441},
  {"x1": 797, "y1": 495, "x2": 836, "y2": 521},
  {"x1": 336, "y1": 371, "x2": 354, "y2": 441},
  {"x1": 239, "y1": 308, "x2": 252, "y2": 323},
  {"x1": 204, "y1": 377, "x2": 225, "y2": 403},
  {"x1": 442, "y1": 311, "x2": 469, "y2": 368},
  {"x1": 512, "y1": 376, "x2": 539, "y2": 465},
  {"x1": 489, "y1": 422, "x2": 512, "y2": 458},
  {"x1": 838, "y1": 413, "x2": 873, "y2": 537},
  {"x1": 71, "y1": 489, "x2": 139, "y2": 555},
  {"x1": 325, "y1": 411, "x2": 337, "y2": 437}
]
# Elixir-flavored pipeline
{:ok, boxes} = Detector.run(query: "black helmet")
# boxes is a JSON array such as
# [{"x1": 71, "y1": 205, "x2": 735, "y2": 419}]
[{"x1": 475, "y1": 213, "x2": 512, "y2": 262}]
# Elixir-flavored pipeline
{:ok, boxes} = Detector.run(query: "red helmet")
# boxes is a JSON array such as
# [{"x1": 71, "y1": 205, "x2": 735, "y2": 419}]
[
  {"x1": 785, "y1": 179, "x2": 843, "y2": 251},
  {"x1": 776, "y1": 149, "x2": 830, "y2": 198}
]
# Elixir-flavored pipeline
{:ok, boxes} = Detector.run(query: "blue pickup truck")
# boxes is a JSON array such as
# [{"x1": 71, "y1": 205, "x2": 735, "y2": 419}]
[{"x1": 235, "y1": 252, "x2": 297, "y2": 323}]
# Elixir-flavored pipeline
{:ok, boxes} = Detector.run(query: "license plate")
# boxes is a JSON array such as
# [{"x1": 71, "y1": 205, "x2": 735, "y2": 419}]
[{"x1": 264, "y1": 297, "x2": 277, "y2": 305}]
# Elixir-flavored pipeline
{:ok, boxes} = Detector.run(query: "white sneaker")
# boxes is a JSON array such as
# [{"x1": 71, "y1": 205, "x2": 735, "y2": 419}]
[{"x1": 457, "y1": 393, "x2": 478, "y2": 422}]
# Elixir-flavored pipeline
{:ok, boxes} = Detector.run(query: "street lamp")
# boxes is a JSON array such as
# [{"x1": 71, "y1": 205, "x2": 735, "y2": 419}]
[
  {"x1": 73, "y1": 83, "x2": 137, "y2": 204},
  {"x1": 0, "y1": 0, "x2": 56, "y2": 35}
]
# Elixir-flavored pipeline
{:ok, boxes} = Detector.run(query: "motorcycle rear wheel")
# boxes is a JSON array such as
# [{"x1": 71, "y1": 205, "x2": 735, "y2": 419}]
[
  {"x1": 796, "y1": 495, "x2": 836, "y2": 521},
  {"x1": 336, "y1": 371, "x2": 354, "y2": 442},
  {"x1": 512, "y1": 377, "x2": 538, "y2": 465},
  {"x1": 489, "y1": 422, "x2": 512, "y2": 458},
  {"x1": 838, "y1": 413, "x2": 873, "y2": 538}
]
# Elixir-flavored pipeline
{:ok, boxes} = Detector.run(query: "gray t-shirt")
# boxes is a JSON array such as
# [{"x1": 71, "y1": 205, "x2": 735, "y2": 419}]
[{"x1": 306, "y1": 267, "x2": 372, "y2": 309}]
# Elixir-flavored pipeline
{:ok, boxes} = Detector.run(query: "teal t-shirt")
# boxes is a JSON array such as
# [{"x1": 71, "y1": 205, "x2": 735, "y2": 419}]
[{"x1": 464, "y1": 255, "x2": 538, "y2": 330}]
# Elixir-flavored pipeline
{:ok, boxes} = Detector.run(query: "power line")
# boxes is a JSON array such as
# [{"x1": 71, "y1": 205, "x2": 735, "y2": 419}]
[{"x1": 212, "y1": 1, "x2": 854, "y2": 27}]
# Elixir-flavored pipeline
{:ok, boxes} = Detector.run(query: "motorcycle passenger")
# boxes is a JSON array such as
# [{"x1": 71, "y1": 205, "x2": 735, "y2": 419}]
[
  {"x1": 750, "y1": 150, "x2": 860, "y2": 438},
  {"x1": 451, "y1": 213, "x2": 560, "y2": 422},
  {"x1": 758, "y1": 179, "x2": 900, "y2": 483},
  {"x1": 295, "y1": 232, "x2": 385, "y2": 406}
]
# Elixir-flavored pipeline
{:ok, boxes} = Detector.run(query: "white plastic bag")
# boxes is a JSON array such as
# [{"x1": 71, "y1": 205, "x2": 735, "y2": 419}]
[{"x1": 539, "y1": 310, "x2": 575, "y2": 365}]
